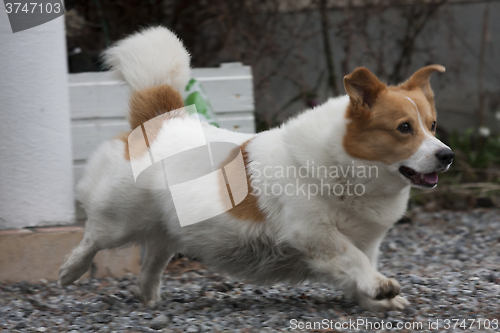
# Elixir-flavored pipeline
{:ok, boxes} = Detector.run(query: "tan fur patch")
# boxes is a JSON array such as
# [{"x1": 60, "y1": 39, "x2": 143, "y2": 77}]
[
  {"x1": 117, "y1": 85, "x2": 185, "y2": 160},
  {"x1": 224, "y1": 139, "x2": 266, "y2": 222},
  {"x1": 343, "y1": 66, "x2": 442, "y2": 165},
  {"x1": 128, "y1": 85, "x2": 184, "y2": 131},
  {"x1": 115, "y1": 131, "x2": 131, "y2": 160}
]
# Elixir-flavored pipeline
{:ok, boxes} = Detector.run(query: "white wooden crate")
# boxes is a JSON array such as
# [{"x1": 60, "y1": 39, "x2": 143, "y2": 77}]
[{"x1": 69, "y1": 62, "x2": 255, "y2": 186}]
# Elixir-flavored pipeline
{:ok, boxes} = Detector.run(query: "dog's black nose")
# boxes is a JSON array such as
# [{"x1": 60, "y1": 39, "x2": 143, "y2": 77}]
[{"x1": 435, "y1": 148, "x2": 454, "y2": 166}]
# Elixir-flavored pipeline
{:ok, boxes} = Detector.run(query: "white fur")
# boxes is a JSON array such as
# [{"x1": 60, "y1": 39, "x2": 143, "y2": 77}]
[
  {"x1": 58, "y1": 27, "x2": 456, "y2": 312},
  {"x1": 102, "y1": 26, "x2": 191, "y2": 92}
]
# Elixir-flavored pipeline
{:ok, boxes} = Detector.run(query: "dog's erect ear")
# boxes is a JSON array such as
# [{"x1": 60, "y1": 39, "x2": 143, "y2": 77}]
[
  {"x1": 400, "y1": 64, "x2": 445, "y2": 102},
  {"x1": 344, "y1": 67, "x2": 386, "y2": 116}
]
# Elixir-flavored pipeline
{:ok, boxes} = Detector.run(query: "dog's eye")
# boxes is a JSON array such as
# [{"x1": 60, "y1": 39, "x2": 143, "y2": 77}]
[
  {"x1": 431, "y1": 121, "x2": 436, "y2": 132},
  {"x1": 398, "y1": 122, "x2": 412, "y2": 134}
]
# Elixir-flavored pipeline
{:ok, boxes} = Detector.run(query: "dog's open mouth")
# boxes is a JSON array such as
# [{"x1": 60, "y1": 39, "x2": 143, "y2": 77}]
[{"x1": 399, "y1": 166, "x2": 438, "y2": 187}]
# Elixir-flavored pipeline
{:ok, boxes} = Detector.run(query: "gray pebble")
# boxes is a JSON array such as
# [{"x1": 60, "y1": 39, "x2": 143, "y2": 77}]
[
  {"x1": 186, "y1": 325, "x2": 200, "y2": 333},
  {"x1": 150, "y1": 314, "x2": 169, "y2": 330}
]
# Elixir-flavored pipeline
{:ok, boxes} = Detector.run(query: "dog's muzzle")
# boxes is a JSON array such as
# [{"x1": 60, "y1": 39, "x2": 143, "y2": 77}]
[{"x1": 435, "y1": 148, "x2": 454, "y2": 168}]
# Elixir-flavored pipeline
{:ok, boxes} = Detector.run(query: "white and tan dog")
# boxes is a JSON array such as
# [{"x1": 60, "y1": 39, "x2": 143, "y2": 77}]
[{"x1": 59, "y1": 27, "x2": 454, "y2": 312}]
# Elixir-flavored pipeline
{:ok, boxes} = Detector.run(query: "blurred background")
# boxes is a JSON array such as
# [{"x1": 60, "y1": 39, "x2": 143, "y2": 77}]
[{"x1": 65, "y1": 0, "x2": 500, "y2": 210}]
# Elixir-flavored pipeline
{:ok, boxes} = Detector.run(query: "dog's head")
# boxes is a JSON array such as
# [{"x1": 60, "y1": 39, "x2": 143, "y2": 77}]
[{"x1": 342, "y1": 65, "x2": 453, "y2": 188}]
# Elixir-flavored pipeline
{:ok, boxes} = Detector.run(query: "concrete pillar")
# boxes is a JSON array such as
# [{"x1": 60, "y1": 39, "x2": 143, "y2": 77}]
[{"x1": 0, "y1": 13, "x2": 75, "y2": 229}]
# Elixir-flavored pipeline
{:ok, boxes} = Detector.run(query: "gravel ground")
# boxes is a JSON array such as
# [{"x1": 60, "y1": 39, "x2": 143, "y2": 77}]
[{"x1": 1, "y1": 209, "x2": 499, "y2": 332}]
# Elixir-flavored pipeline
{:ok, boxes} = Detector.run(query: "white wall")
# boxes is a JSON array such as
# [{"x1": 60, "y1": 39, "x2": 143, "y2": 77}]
[{"x1": 0, "y1": 14, "x2": 75, "y2": 229}]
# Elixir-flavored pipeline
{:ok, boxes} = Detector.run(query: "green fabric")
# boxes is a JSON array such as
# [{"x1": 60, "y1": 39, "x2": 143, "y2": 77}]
[
  {"x1": 185, "y1": 78, "x2": 197, "y2": 91},
  {"x1": 185, "y1": 91, "x2": 208, "y2": 116},
  {"x1": 184, "y1": 79, "x2": 220, "y2": 127}
]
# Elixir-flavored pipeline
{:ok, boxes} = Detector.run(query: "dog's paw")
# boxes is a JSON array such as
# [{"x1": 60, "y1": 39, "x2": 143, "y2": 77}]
[
  {"x1": 58, "y1": 264, "x2": 79, "y2": 287},
  {"x1": 357, "y1": 272, "x2": 401, "y2": 301},
  {"x1": 58, "y1": 252, "x2": 94, "y2": 287},
  {"x1": 373, "y1": 277, "x2": 400, "y2": 300},
  {"x1": 391, "y1": 295, "x2": 410, "y2": 309},
  {"x1": 131, "y1": 286, "x2": 160, "y2": 307},
  {"x1": 358, "y1": 295, "x2": 410, "y2": 312}
]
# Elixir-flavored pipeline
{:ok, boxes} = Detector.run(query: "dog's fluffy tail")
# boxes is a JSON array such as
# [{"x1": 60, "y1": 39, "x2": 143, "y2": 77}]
[
  {"x1": 103, "y1": 26, "x2": 190, "y2": 134},
  {"x1": 103, "y1": 26, "x2": 190, "y2": 93}
]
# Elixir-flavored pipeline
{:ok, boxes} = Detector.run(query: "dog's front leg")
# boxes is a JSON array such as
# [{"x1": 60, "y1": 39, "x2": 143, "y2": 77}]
[{"x1": 307, "y1": 233, "x2": 409, "y2": 311}]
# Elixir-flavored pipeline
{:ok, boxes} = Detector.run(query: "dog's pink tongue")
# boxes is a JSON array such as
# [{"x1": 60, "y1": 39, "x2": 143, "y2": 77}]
[{"x1": 424, "y1": 172, "x2": 438, "y2": 184}]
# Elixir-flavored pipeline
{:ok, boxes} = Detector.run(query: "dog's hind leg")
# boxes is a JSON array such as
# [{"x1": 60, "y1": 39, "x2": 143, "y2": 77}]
[
  {"x1": 58, "y1": 216, "x2": 135, "y2": 286},
  {"x1": 134, "y1": 238, "x2": 174, "y2": 307},
  {"x1": 58, "y1": 231, "x2": 98, "y2": 287}
]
